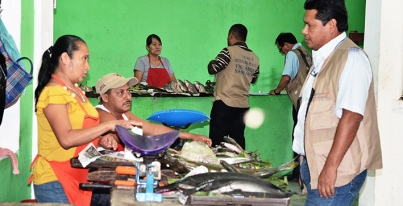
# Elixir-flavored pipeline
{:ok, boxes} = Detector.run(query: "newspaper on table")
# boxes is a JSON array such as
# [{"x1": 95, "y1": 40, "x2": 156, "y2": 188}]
[
  {"x1": 78, "y1": 127, "x2": 143, "y2": 167},
  {"x1": 78, "y1": 143, "x2": 103, "y2": 167}
]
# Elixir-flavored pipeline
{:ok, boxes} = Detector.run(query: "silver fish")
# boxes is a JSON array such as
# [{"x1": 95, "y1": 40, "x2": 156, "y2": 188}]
[
  {"x1": 222, "y1": 190, "x2": 296, "y2": 198},
  {"x1": 194, "y1": 81, "x2": 207, "y2": 93},
  {"x1": 163, "y1": 83, "x2": 174, "y2": 93},
  {"x1": 217, "y1": 157, "x2": 252, "y2": 165},
  {"x1": 155, "y1": 172, "x2": 291, "y2": 197},
  {"x1": 177, "y1": 80, "x2": 189, "y2": 93},
  {"x1": 221, "y1": 142, "x2": 242, "y2": 154},
  {"x1": 220, "y1": 160, "x2": 242, "y2": 173},
  {"x1": 169, "y1": 81, "x2": 182, "y2": 93},
  {"x1": 216, "y1": 180, "x2": 294, "y2": 198},
  {"x1": 223, "y1": 136, "x2": 251, "y2": 159},
  {"x1": 184, "y1": 80, "x2": 199, "y2": 95}
]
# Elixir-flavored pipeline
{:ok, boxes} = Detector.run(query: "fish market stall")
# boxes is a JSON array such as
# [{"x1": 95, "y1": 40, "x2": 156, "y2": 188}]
[{"x1": 72, "y1": 137, "x2": 295, "y2": 205}]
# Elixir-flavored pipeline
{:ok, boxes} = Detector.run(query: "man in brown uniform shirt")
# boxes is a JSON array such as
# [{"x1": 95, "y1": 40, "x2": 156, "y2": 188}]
[{"x1": 207, "y1": 24, "x2": 260, "y2": 149}]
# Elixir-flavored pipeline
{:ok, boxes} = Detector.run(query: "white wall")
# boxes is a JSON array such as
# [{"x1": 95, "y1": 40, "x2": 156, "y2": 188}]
[
  {"x1": 360, "y1": 0, "x2": 403, "y2": 205},
  {"x1": 30, "y1": 0, "x2": 54, "y2": 198},
  {"x1": 0, "y1": 0, "x2": 21, "y2": 154},
  {"x1": 32, "y1": 0, "x2": 54, "y2": 163}
]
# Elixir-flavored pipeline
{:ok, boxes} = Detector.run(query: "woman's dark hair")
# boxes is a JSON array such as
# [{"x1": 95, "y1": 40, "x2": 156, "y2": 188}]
[
  {"x1": 146, "y1": 34, "x2": 162, "y2": 46},
  {"x1": 34, "y1": 35, "x2": 86, "y2": 107},
  {"x1": 304, "y1": 0, "x2": 348, "y2": 32},
  {"x1": 275, "y1": 33, "x2": 298, "y2": 47}
]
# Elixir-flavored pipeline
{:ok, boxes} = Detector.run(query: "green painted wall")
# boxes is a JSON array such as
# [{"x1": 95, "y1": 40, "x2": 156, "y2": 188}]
[
  {"x1": 53, "y1": 0, "x2": 365, "y2": 90},
  {"x1": 0, "y1": 0, "x2": 34, "y2": 202},
  {"x1": 0, "y1": 0, "x2": 366, "y2": 202}
]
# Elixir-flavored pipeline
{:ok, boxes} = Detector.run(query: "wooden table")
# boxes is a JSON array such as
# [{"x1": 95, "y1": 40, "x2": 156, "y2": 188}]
[
  {"x1": 110, "y1": 188, "x2": 290, "y2": 206},
  {"x1": 110, "y1": 188, "x2": 181, "y2": 206}
]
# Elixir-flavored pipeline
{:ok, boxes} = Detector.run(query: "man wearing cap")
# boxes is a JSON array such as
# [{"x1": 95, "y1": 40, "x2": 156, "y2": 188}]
[{"x1": 95, "y1": 73, "x2": 212, "y2": 150}]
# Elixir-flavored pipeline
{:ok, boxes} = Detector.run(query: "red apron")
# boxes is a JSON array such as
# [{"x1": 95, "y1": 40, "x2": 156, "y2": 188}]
[
  {"x1": 146, "y1": 54, "x2": 170, "y2": 88},
  {"x1": 29, "y1": 75, "x2": 99, "y2": 206}
]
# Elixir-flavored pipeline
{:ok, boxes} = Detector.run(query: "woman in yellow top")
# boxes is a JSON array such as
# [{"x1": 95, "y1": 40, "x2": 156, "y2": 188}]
[{"x1": 32, "y1": 35, "x2": 141, "y2": 206}]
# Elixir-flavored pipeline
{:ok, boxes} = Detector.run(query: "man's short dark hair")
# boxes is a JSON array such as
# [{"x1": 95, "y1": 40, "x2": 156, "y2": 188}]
[
  {"x1": 304, "y1": 0, "x2": 348, "y2": 32},
  {"x1": 275, "y1": 33, "x2": 298, "y2": 47},
  {"x1": 229, "y1": 24, "x2": 248, "y2": 42},
  {"x1": 98, "y1": 89, "x2": 112, "y2": 104}
]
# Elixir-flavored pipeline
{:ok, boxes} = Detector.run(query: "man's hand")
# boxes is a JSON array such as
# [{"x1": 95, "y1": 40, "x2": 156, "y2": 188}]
[
  {"x1": 269, "y1": 89, "x2": 279, "y2": 95},
  {"x1": 192, "y1": 135, "x2": 212, "y2": 147},
  {"x1": 99, "y1": 134, "x2": 118, "y2": 151},
  {"x1": 317, "y1": 109, "x2": 363, "y2": 198},
  {"x1": 317, "y1": 165, "x2": 337, "y2": 198}
]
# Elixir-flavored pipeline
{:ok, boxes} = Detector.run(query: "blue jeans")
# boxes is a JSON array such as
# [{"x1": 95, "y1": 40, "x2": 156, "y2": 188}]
[
  {"x1": 300, "y1": 158, "x2": 367, "y2": 206},
  {"x1": 34, "y1": 181, "x2": 70, "y2": 203}
]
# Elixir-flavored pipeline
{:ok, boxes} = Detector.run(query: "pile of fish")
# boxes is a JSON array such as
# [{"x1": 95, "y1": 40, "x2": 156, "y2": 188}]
[
  {"x1": 128, "y1": 80, "x2": 212, "y2": 96},
  {"x1": 155, "y1": 136, "x2": 298, "y2": 199},
  {"x1": 163, "y1": 80, "x2": 208, "y2": 96},
  {"x1": 155, "y1": 172, "x2": 295, "y2": 198},
  {"x1": 159, "y1": 143, "x2": 298, "y2": 179}
]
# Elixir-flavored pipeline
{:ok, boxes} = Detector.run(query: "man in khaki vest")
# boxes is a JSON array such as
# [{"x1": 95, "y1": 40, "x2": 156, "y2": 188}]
[
  {"x1": 293, "y1": 0, "x2": 382, "y2": 205},
  {"x1": 207, "y1": 24, "x2": 260, "y2": 149},
  {"x1": 270, "y1": 32, "x2": 312, "y2": 182}
]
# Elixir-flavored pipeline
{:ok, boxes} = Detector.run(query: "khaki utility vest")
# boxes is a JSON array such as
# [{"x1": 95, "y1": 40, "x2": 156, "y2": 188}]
[
  {"x1": 304, "y1": 38, "x2": 382, "y2": 189},
  {"x1": 286, "y1": 46, "x2": 312, "y2": 109},
  {"x1": 213, "y1": 46, "x2": 259, "y2": 108}
]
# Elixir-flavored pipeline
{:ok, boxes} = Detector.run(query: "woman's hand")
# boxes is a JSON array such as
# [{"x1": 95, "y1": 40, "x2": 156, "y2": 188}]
[
  {"x1": 99, "y1": 133, "x2": 118, "y2": 150},
  {"x1": 108, "y1": 120, "x2": 143, "y2": 132}
]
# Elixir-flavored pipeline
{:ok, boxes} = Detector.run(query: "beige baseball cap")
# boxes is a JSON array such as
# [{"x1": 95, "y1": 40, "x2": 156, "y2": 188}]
[{"x1": 95, "y1": 73, "x2": 138, "y2": 95}]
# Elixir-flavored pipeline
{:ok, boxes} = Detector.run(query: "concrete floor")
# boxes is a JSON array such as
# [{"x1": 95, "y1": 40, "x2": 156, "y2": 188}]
[{"x1": 287, "y1": 180, "x2": 306, "y2": 206}]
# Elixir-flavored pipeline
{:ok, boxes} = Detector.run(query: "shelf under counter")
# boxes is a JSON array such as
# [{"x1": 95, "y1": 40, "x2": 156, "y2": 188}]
[{"x1": 85, "y1": 91, "x2": 287, "y2": 98}]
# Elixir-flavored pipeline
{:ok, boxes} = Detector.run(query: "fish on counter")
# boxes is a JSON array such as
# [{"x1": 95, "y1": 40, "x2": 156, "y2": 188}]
[
  {"x1": 220, "y1": 160, "x2": 242, "y2": 173},
  {"x1": 155, "y1": 171, "x2": 293, "y2": 198},
  {"x1": 163, "y1": 83, "x2": 174, "y2": 93},
  {"x1": 184, "y1": 80, "x2": 199, "y2": 95},
  {"x1": 194, "y1": 81, "x2": 207, "y2": 93},
  {"x1": 170, "y1": 81, "x2": 183, "y2": 93},
  {"x1": 163, "y1": 147, "x2": 297, "y2": 178},
  {"x1": 177, "y1": 80, "x2": 189, "y2": 93},
  {"x1": 163, "y1": 81, "x2": 182, "y2": 93}
]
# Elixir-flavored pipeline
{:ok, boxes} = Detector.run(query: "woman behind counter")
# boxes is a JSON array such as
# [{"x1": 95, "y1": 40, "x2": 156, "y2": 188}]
[
  {"x1": 134, "y1": 34, "x2": 177, "y2": 88},
  {"x1": 32, "y1": 35, "x2": 140, "y2": 206}
]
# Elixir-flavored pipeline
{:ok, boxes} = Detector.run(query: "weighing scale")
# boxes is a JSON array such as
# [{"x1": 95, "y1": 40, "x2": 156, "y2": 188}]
[
  {"x1": 115, "y1": 109, "x2": 210, "y2": 202},
  {"x1": 147, "y1": 108, "x2": 210, "y2": 149}
]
